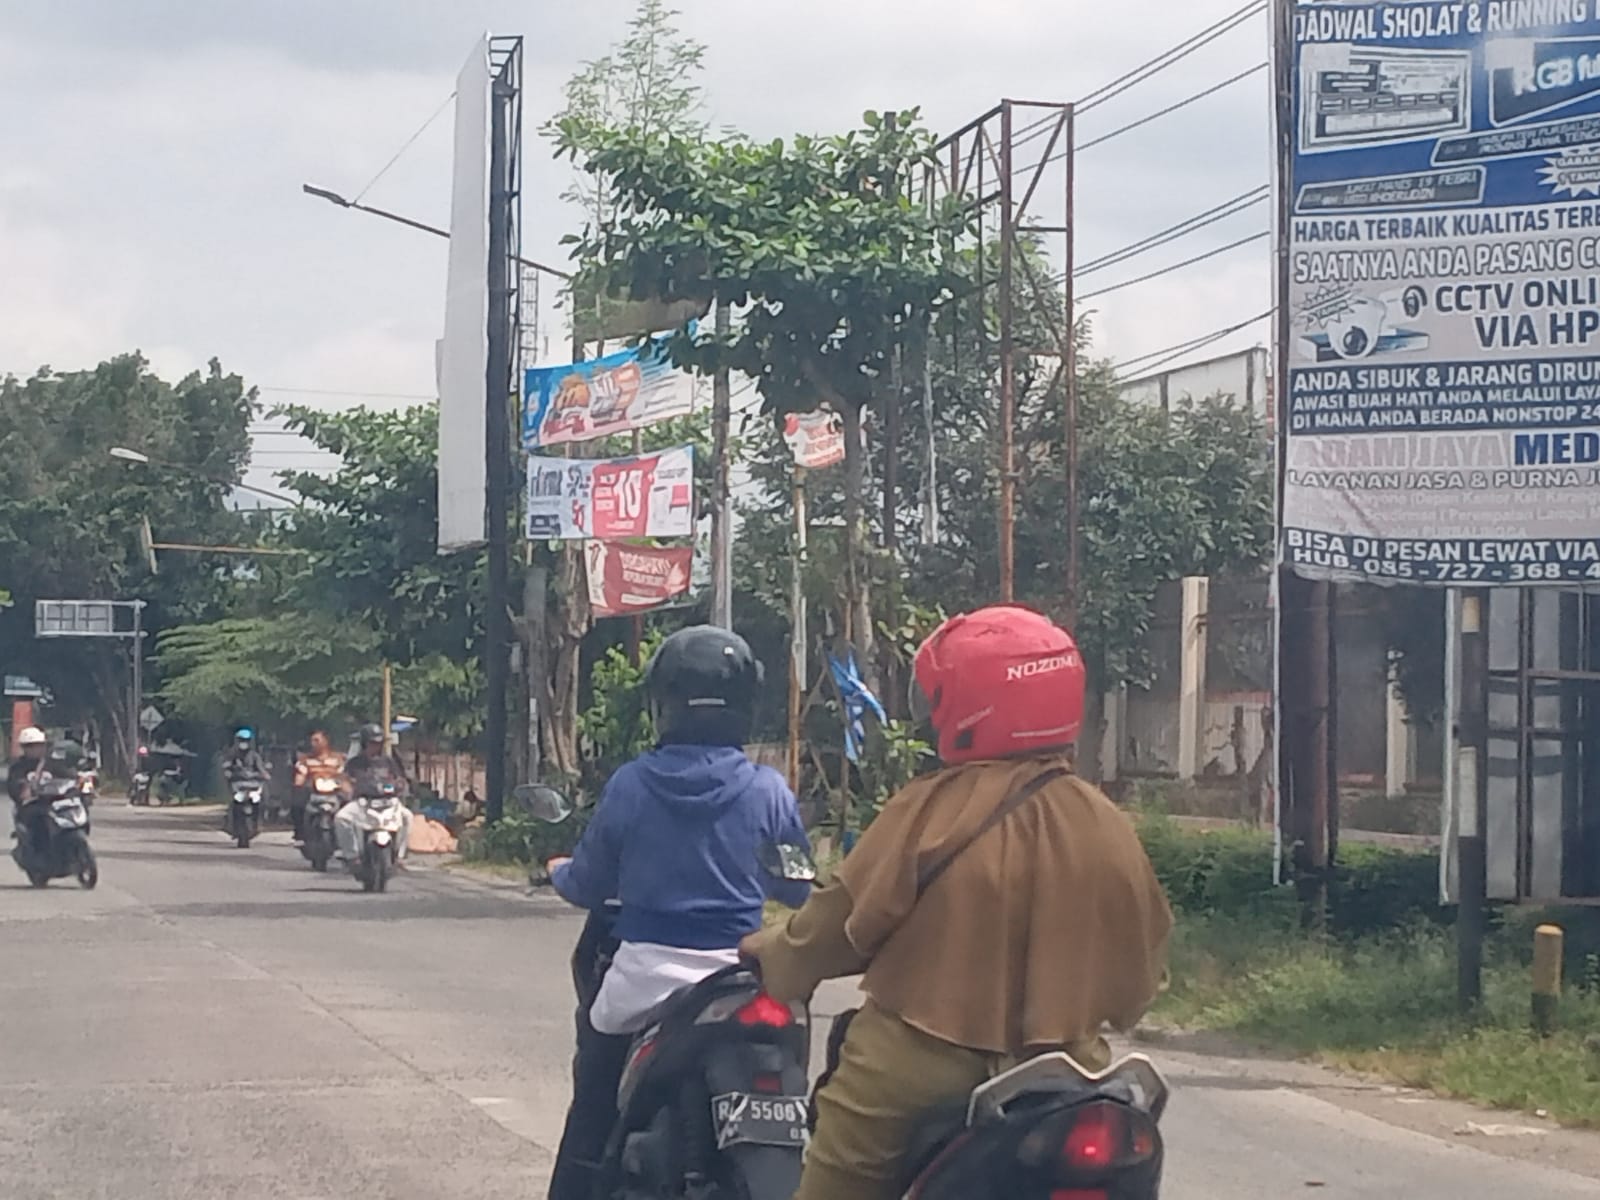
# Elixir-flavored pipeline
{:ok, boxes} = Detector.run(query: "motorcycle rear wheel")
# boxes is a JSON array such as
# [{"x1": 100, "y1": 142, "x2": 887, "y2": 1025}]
[{"x1": 75, "y1": 846, "x2": 98, "y2": 890}]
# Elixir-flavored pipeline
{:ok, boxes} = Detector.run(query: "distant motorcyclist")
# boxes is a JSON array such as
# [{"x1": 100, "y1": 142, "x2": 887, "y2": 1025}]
[
  {"x1": 7, "y1": 727, "x2": 54, "y2": 858},
  {"x1": 222, "y1": 727, "x2": 270, "y2": 785},
  {"x1": 335, "y1": 724, "x2": 412, "y2": 866},
  {"x1": 290, "y1": 729, "x2": 345, "y2": 842}
]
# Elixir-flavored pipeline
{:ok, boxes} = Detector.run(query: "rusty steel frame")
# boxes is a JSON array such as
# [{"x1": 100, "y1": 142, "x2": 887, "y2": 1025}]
[{"x1": 922, "y1": 99, "x2": 1078, "y2": 621}]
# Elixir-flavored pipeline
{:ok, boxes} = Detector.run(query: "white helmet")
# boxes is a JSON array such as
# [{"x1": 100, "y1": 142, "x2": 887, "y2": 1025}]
[{"x1": 17, "y1": 727, "x2": 47, "y2": 747}]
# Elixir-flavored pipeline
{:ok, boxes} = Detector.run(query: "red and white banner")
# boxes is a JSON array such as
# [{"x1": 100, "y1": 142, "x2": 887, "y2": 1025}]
[
  {"x1": 585, "y1": 543, "x2": 694, "y2": 618},
  {"x1": 782, "y1": 410, "x2": 845, "y2": 469},
  {"x1": 526, "y1": 446, "x2": 695, "y2": 541}
]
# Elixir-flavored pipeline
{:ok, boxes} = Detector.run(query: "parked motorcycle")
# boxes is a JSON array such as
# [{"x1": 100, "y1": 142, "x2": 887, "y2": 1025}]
[
  {"x1": 896, "y1": 1051, "x2": 1168, "y2": 1199},
  {"x1": 347, "y1": 779, "x2": 405, "y2": 893},
  {"x1": 130, "y1": 770, "x2": 152, "y2": 806},
  {"x1": 301, "y1": 776, "x2": 341, "y2": 872},
  {"x1": 517, "y1": 783, "x2": 816, "y2": 1200},
  {"x1": 227, "y1": 777, "x2": 266, "y2": 849},
  {"x1": 76, "y1": 767, "x2": 98, "y2": 807},
  {"x1": 11, "y1": 777, "x2": 98, "y2": 890}
]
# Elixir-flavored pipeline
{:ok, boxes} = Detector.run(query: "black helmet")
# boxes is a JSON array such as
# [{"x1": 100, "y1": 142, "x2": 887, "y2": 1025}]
[
  {"x1": 646, "y1": 626, "x2": 763, "y2": 746},
  {"x1": 359, "y1": 723, "x2": 384, "y2": 746}
]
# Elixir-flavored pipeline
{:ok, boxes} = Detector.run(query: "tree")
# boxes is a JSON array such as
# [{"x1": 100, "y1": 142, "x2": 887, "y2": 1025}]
[
  {"x1": 0, "y1": 354, "x2": 255, "y2": 769},
  {"x1": 558, "y1": 108, "x2": 970, "y2": 680},
  {"x1": 543, "y1": 0, "x2": 710, "y2": 347}
]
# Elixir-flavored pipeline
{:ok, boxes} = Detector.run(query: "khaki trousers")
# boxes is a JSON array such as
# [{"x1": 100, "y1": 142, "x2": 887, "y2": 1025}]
[{"x1": 798, "y1": 1000, "x2": 1110, "y2": 1200}]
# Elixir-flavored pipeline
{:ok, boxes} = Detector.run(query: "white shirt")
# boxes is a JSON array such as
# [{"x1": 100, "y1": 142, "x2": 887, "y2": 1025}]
[{"x1": 590, "y1": 940, "x2": 742, "y2": 1036}]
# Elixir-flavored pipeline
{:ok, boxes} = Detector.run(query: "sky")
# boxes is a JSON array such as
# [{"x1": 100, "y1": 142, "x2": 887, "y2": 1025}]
[{"x1": 0, "y1": 0, "x2": 1271, "y2": 495}]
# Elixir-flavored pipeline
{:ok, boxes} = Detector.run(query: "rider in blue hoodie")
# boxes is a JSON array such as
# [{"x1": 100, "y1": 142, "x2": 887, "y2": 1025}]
[{"x1": 546, "y1": 625, "x2": 810, "y2": 1200}]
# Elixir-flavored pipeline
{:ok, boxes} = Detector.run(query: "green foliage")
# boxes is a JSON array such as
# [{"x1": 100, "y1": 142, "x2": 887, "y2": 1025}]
[
  {"x1": 578, "y1": 631, "x2": 663, "y2": 783},
  {"x1": 1134, "y1": 814, "x2": 1442, "y2": 939},
  {"x1": 464, "y1": 808, "x2": 593, "y2": 865},
  {"x1": 559, "y1": 109, "x2": 970, "y2": 422},
  {"x1": 0, "y1": 354, "x2": 256, "y2": 762},
  {"x1": 858, "y1": 719, "x2": 935, "y2": 817},
  {"x1": 274, "y1": 404, "x2": 483, "y2": 666}
]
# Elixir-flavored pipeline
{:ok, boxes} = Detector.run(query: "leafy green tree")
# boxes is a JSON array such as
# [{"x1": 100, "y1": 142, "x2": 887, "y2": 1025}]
[{"x1": 0, "y1": 354, "x2": 255, "y2": 768}]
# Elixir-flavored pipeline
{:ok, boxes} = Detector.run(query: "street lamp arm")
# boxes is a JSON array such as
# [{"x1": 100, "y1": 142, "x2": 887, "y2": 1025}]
[
  {"x1": 300, "y1": 181, "x2": 572, "y2": 280},
  {"x1": 109, "y1": 447, "x2": 302, "y2": 507}
]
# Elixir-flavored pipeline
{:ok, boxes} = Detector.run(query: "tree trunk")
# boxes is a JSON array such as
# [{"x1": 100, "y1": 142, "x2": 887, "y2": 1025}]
[
  {"x1": 541, "y1": 543, "x2": 590, "y2": 780},
  {"x1": 1079, "y1": 682, "x2": 1105, "y2": 784},
  {"x1": 839, "y1": 400, "x2": 878, "y2": 689}
]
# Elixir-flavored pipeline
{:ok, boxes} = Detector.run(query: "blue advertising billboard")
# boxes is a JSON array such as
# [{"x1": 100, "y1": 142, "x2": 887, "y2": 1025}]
[{"x1": 1281, "y1": 1, "x2": 1600, "y2": 585}]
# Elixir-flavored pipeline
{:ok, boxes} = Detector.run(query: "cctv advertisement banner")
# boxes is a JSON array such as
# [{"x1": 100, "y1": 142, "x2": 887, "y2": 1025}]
[
  {"x1": 523, "y1": 335, "x2": 696, "y2": 448},
  {"x1": 1282, "y1": 2, "x2": 1600, "y2": 585},
  {"x1": 525, "y1": 445, "x2": 695, "y2": 541}
]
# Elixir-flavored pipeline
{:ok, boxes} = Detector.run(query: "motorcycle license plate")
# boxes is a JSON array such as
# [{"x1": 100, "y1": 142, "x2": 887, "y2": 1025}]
[{"x1": 710, "y1": 1092, "x2": 807, "y2": 1151}]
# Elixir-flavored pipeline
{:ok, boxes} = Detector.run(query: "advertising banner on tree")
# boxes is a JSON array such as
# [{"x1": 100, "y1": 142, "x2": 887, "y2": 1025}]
[
  {"x1": 585, "y1": 542, "x2": 694, "y2": 617},
  {"x1": 782, "y1": 409, "x2": 846, "y2": 469},
  {"x1": 1281, "y1": 2, "x2": 1600, "y2": 585},
  {"x1": 523, "y1": 335, "x2": 695, "y2": 448},
  {"x1": 525, "y1": 445, "x2": 695, "y2": 541}
]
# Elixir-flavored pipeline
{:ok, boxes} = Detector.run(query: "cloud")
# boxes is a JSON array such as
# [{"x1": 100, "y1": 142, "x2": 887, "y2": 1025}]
[{"x1": 0, "y1": 0, "x2": 1272, "y2": 406}]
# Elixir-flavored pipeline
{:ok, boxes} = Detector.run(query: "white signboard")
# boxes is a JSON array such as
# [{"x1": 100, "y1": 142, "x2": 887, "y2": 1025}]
[{"x1": 525, "y1": 446, "x2": 696, "y2": 542}]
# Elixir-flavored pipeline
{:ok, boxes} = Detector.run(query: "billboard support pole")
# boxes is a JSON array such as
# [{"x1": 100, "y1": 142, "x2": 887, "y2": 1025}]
[
  {"x1": 1457, "y1": 589, "x2": 1489, "y2": 1009},
  {"x1": 129, "y1": 600, "x2": 144, "y2": 775},
  {"x1": 483, "y1": 37, "x2": 522, "y2": 826},
  {"x1": 711, "y1": 302, "x2": 734, "y2": 629}
]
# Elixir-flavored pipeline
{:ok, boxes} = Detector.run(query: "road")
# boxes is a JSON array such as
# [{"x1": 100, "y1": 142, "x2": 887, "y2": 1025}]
[{"x1": 0, "y1": 803, "x2": 1597, "y2": 1199}]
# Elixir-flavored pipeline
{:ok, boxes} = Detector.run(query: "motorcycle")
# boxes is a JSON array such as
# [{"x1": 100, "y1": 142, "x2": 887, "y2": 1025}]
[
  {"x1": 75, "y1": 768, "x2": 97, "y2": 807},
  {"x1": 896, "y1": 1051, "x2": 1168, "y2": 1200},
  {"x1": 517, "y1": 783, "x2": 816, "y2": 1200},
  {"x1": 129, "y1": 770, "x2": 152, "y2": 806},
  {"x1": 227, "y1": 777, "x2": 266, "y2": 849},
  {"x1": 12, "y1": 777, "x2": 98, "y2": 890},
  {"x1": 347, "y1": 778, "x2": 405, "y2": 893},
  {"x1": 301, "y1": 776, "x2": 341, "y2": 872}
]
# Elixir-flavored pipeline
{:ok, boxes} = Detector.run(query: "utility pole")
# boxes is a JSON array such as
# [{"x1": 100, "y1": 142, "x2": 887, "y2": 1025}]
[
  {"x1": 997, "y1": 100, "x2": 1017, "y2": 603},
  {"x1": 788, "y1": 467, "x2": 809, "y2": 791},
  {"x1": 1062, "y1": 104, "x2": 1079, "y2": 628},
  {"x1": 1457, "y1": 589, "x2": 1489, "y2": 1009},
  {"x1": 481, "y1": 44, "x2": 520, "y2": 826},
  {"x1": 129, "y1": 601, "x2": 145, "y2": 773},
  {"x1": 711, "y1": 302, "x2": 734, "y2": 629}
]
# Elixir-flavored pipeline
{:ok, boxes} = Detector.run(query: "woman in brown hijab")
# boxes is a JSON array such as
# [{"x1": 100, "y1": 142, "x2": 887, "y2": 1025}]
[{"x1": 741, "y1": 606, "x2": 1172, "y2": 1200}]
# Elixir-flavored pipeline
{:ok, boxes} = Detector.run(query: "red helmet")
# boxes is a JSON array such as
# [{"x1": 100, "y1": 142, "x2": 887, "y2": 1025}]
[{"x1": 910, "y1": 605, "x2": 1085, "y2": 765}]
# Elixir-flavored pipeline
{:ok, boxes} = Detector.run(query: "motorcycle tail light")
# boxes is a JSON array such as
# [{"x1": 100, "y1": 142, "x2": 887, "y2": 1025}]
[
  {"x1": 1050, "y1": 1191, "x2": 1106, "y2": 1200},
  {"x1": 752, "y1": 1072, "x2": 783, "y2": 1094},
  {"x1": 1057, "y1": 1101, "x2": 1156, "y2": 1174},
  {"x1": 734, "y1": 994, "x2": 793, "y2": 1029}
]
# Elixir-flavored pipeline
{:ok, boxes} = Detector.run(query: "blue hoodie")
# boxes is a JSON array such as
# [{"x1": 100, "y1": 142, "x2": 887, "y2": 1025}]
[{"x1": 551, "y1": 745, "x2": 812, "y2": 950}]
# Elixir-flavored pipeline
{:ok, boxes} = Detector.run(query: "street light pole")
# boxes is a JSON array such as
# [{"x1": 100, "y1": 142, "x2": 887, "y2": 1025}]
[
  {"x1": 109, "y1": 447, "x2": 303, "y2": 508},
  {"x1": 301, "y1": 184, "x2": 571, "y2": 281}
]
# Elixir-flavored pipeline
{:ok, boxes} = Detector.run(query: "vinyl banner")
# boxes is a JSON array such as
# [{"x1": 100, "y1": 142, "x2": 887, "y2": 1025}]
[
  {"x1": 525, "y1": 446, "x2": 695, "y2": 541},
  {"x1": 585, "y1": 542, "x2": 694, "y2": 617},
  {"x1": 1281, "y1": 3, "x2": 1600, "y2": 586},
  {"x1": 782, "y1": 409, "x2": 846, "y2": 469},
  {"x1": 523, "y1": 335, "x2": 695, "y2": 448},
  {"x1": 436, "y1": 36, "x2": 491, "y2": 553}
]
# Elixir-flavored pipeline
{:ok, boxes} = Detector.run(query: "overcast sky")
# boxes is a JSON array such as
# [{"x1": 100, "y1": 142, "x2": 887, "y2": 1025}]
[{"x1": 0, "y1": 1, "x2": 1270, "y2": 491}]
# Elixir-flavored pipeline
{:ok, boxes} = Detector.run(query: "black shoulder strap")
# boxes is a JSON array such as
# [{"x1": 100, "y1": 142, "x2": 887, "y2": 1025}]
[{"x1": 914, "y1": 766, "x2": 1071, "y2": 898}]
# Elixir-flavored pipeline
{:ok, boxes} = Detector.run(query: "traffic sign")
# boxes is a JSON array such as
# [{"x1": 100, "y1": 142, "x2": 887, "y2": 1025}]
[{"x1": 139, "y1": 706, "x2": 164, "y2": 733}]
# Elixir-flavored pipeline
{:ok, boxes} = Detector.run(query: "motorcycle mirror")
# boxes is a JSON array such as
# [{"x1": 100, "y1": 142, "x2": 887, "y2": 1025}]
[
  {"x1": 758, "y1": 840, "x2": 818, "y2": 883},
  {"x1": 511, "y1": 784, "x2": 573, "y2": 824}
]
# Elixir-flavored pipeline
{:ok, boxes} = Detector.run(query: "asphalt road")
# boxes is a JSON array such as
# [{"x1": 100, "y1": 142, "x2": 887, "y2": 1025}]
[{"x1": 1, "y1": 802, "x2": 1598, "y2": 1199}]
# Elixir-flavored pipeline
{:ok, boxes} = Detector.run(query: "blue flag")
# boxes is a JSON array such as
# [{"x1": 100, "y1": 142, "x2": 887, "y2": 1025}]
[{"x1": 828, "y1": 650, "x2": 886, "y2": 764}]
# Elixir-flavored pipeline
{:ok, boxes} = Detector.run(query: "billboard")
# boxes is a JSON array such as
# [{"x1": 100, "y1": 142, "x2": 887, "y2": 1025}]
[
  {"x1": 436, "y1": 36, "x2": 491, "y2": 553},
  {"x1": 525, "y1": 445, "x2": 696, "y2": 541},
  {"x1": 782, "y1": 409, "x2": 847, "y2": 469},
  {"x1": 584, "y1": 542, "x2": 695, "y2": 617},
  {"x1": 523, "y1": 335, "x2": 696, "y2": 448},
  {"x1": 1280, "y1": 3, "x2": 1600, "y2": 586}
]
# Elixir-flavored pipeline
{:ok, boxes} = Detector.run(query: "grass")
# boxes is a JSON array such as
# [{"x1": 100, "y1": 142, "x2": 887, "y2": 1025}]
[{"x1": 1157, "y1": 910, "x2": 1600, "y2": 1126}]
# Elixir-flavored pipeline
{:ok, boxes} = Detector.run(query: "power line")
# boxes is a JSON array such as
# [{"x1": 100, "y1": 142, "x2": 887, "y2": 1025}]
[
  {"x1": 1077, "y1": 1, "x2": 1265, "y2": 115},
  {"x1": 1112, "y1": 308, "x2": 1274, "y2": 377},
  {"x1": 352, "y1": 90, "x2": 457, "y2": 205},
  {"x1": 1079, "y1": 62, "x2": 1267, "y2": 152},
  {"x1": 256, "y1": 386, "x2": 436, "y2": 400},
  {"x1": 1078, "y1": 230, "x2": 1268, "y2": 301},
  {"x1": 1076, "y1": 185, "x2": 1268, "y2": 276}
]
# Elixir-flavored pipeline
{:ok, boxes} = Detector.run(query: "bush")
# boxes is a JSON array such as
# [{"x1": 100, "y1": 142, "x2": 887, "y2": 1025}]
[
  {"x1": 1134, "y1": 813, "x2": 1443, "y2": 938},
  {"x1": 462, "y1": 808, "x2": 591, "y2": 865}
]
